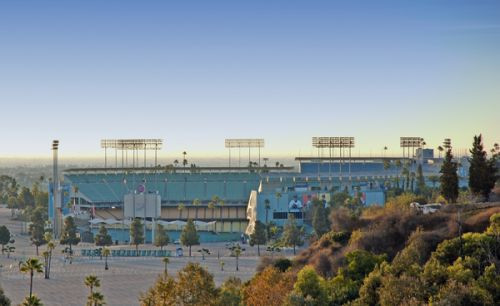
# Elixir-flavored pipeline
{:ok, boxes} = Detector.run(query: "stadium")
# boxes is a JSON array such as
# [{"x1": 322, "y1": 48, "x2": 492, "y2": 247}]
[{"x1": 48, "y1": 137, "x2": 470, "y2": 243}]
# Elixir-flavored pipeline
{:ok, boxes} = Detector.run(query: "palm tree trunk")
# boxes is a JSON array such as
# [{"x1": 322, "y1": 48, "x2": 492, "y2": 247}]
[
  {"x1": 35, "y1": 245, "x2": 39, "y2": 256},
  {"x1": 189, "y1": 245, "x2": 192, "y2": 257},
  {"x1": 48, "y1": 252, "x2": 52, "y2": 278},
  {"x1": 257, "y1": 244, "x2": 260, "y2": 256},
  {"x1": 30, "y1": 270, "x2": 33, "y2": 298}
]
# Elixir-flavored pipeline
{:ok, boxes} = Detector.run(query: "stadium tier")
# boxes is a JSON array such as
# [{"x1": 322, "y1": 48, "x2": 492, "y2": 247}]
[{"x1": 65, "y1": 172, "x2": 261, "y2": 207}]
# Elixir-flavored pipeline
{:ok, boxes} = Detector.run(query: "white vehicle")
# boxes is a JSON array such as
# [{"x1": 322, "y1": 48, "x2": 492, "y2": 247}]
[{"x1": 410, "y1": 202, "x2": 442, "y2": 214}]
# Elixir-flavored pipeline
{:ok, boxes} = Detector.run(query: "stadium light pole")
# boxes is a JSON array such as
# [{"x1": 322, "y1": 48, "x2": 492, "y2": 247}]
[
  {"x1": 225, "y1": 139, "x2": 264, "y2": 170},
  {"x1": 52, "y1": 140, "x2": 60, "y2": 239}
]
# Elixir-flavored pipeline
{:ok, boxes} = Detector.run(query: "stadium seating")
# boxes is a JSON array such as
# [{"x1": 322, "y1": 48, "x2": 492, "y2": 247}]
[{"x1": 65, "y1": 172, "x2": 261, "y2": 206}]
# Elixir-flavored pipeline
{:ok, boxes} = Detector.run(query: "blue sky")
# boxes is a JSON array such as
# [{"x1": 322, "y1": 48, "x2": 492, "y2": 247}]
[{"x1": 0, "y1": 0, "x2": 499, "y2": 159}]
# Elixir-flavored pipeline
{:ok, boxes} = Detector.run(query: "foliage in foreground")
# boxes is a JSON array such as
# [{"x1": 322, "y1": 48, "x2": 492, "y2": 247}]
[{"x1": 139, "y1": 209, "x2": 500, "y2": 306}]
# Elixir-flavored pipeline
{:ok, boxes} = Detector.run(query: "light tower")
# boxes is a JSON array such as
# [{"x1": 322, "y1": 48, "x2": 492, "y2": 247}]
[{"x1": 52, "y1": 140, "x2": 62, "y2": 238}]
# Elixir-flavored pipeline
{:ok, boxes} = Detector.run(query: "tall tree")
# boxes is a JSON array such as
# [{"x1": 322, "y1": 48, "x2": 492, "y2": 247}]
[
  {"x1": 440, "y1": 149, "x2": 459, "y2": 203},
  {"x1": 192, "y1": 198, "x2": 201, "y2": 219},
  {"x1": 177, "y1": 203, "x2": 185, "y2": 219},
  {"x1": 17, "y1": 187, "x2": 35, "y2": 210},
  {"x1": 29, "y1": 207, "x2": 46, "y2": 255},
  {"x1": 437, "y1": 146, "x2": 444, "y2": 159},
  {"x1": 140, "y1": 263, "x2": 217, "y2": 305},
  {"x1": 282, "y1": 215, "x2": 304, "y2": 255},
  {"x1": 210, "y1": 195, "x2": 224, "y2": 230},
  {"x1": 94, "y1": 225, "x2": 112, "y2": 247},
  {"x1": 180, "y1": 219, "x2": 199, "y2": 257},
  {"x1": 19, "y1": 258, "x2": 43, "y2": 299},
  {"x1": 176, "y1": 262, "x2": 218, "y2": 305},
  {"x1": 416, "y1": 164, "x2": 426, "y2": 194},
  {"x1": 84, "y1": 275, "x2": 100, "y2": 297},
  {"x1": 469, "y1": 135, "x2": 497, "y2": 201},
  {"x1": 395, "y1": 160, "x2": 402, "y2": 189},
  {"x1": 228, "y1": 243, "x2": 244, "y2": 271},
  {"x1": 207, "y1": 201, "x2": 216, "y2": 219},
  {"x1": 264, "y1": 199, "x2": 271, "y2": 225},
  {"x1": 0, "y1": 225, "x2": 10, "y2": 254},
  {"x1": 249, "y1": 221, "x2": 267, "y2": 256},
  {"x1": 129, "y1": 218, "x2": 144, "y2": 253},
  {"x1": 43, "y1": 233, "x2": 54, "y2": 280},
  {"x1": 162, "y1": 257, "x2": 170, "y2": 275},
  {"x1": 154, "y1": 223, "x2": 169, "y2": 250},
  {"x1": 84, "y1": 275, "x2": 104, "y2": 306},
  {"x1": 60, "y1": 216, "x2": 80, "y2": 253},
  {"x1": 402, "y1": 164, "x2": 410, "y2": 190},
  {"x1": 312, "y1": 200, "x2": 330, "y2": 237}
]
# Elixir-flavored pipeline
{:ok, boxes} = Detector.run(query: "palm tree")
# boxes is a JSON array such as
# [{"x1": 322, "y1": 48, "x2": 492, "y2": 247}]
[
  {"x1": 275, "y1": 192, "x2": 282, "y2": 210},
  {"x1": 19, "y1": 258, "x2": 43, "y2": 299},
  {"x1": 410, "y1": 172, "x2": 416, "y2": 192},
  {"x1": 264, "y1": 199, "x2": 271, "y2": 225},
  {"x1": 178, "y1": 203, "x2": 185, "y2": 219},
  {"x1": 395, "y1": 160, "x2": 402, "y2": 189},
  {"x1": 21, "y1": 295, "x2": 43, "y2": 306},
  {"x1": 102, "y1": 248, "x2": 110, "y2": 270},
  {"x1": 182, "y1": 151, "x2": 187, "y2": 169},
  {"x1": 162, "y1": 257, "x2": 169, "y2": 275},
  {"x1": 192, "y1": 198, "x2": 201, "y2": 219},
  {"x1": 84, "y1": 275, "x2": 101, "y2": 298},
  {"x1": 43, "y1": 233, "x2": 55, "y2": 279},
  {"x1": 207, "y1": 201, "x2": 216, "y2": 219},
  {"x1": 87, "y1": 291, "x2": 105, "y2": 306},
  {"x1": 173, "y1": 160, "x2": 179, "y2": 167},
  {"x1": 228, "y1": 243, "x2": 244, "y2": 271},
  {"x1": 437, "y1": 146, "x2": 444, "y2": 159}
]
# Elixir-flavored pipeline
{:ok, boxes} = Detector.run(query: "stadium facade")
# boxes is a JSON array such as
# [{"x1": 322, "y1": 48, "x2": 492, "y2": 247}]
[{"x1": 50, "y1": 147, "x2": 470, "y2": 243}]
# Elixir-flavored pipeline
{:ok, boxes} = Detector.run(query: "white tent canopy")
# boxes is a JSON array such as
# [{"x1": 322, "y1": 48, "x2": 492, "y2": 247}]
[{"x1": 89, "y1": 219, "x2": 216, "y2": 231}]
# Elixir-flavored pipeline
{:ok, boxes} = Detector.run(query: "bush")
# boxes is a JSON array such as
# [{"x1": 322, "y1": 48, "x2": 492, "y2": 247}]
[
  {"x1": 274, "y1": 258, "x2": 292, "y2": 272},
  {"x1": 322, "y1": 231, "x2": 351, "y2": 246}
]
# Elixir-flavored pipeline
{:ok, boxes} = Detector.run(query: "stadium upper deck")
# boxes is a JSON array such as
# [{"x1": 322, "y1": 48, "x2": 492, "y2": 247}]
[{"x1": 64, "y1": 171, "x2": 262, "y2": 207}]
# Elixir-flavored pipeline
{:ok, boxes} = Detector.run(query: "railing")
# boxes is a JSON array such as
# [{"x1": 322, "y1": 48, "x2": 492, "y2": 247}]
[{"x1": 80, "y1": 248, "x2": 171, "y2": 257}]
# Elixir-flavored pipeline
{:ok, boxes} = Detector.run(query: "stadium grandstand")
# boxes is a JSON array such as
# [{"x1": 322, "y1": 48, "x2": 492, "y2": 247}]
[{"x1": 53, "y1": 138, "x2": 471, "y2": 244}]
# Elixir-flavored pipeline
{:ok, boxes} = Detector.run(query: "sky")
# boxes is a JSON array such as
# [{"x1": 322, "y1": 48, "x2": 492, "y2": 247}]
[{"x1": 0, "y1": 0, "x2": 499, "y2": 161}]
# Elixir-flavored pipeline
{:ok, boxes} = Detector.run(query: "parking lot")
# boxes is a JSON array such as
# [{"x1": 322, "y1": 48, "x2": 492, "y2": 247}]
[{"x1": 0, "y1": 208, "x2": 294, "y2": 306}]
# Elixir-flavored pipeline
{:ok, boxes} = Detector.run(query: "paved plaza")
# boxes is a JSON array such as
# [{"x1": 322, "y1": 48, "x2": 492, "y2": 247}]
[{"x1": 0, "y1": 208, "x2": 294, "y2": 305}]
